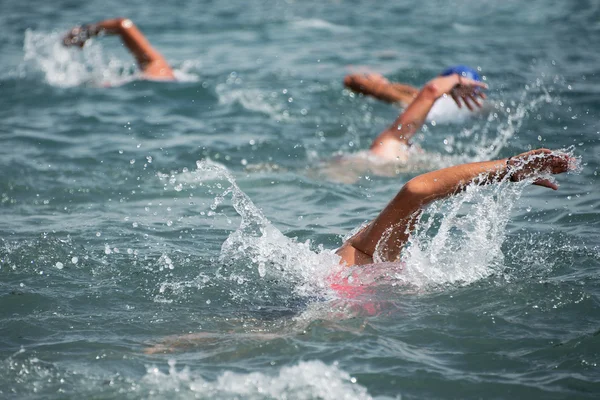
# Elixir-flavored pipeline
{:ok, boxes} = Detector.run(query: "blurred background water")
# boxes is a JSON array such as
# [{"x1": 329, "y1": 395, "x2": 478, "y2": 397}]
[{"x1": 1, "y1": 0, "x2": 599, "y2": 398}]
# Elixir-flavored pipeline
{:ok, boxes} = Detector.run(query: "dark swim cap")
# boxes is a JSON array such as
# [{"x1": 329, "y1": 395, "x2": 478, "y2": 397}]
[{"x1": 440, "y1": 65, "x2": 481, "y2": 81}]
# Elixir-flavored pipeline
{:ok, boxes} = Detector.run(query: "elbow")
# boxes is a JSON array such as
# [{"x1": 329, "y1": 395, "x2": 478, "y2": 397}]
[
  {"x1": 420, "y1": 82, "x2": 441, "y2": 101},
  {"x1": 116, "y1": 18, "x2": 135, "y2": 31},
  {"x1": 398, "y1": 177, "x2": 434, "y2": 207}
]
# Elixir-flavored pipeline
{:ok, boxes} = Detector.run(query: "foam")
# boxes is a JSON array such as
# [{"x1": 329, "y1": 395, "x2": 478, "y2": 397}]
[{"x1": 142, "y1": 359, "x2": 373, "y2": 399}]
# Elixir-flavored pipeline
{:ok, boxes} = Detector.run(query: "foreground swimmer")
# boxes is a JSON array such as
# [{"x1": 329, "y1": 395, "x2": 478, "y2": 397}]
[
  {"x1": 336, "y1": 148, "x2": 575, "y2": 266},
  {"x1": 366, "y1": 70, "x2": 486, "y2": 161},
  {"x1": 62, "y1": 17, "x2": 175, "y2": 80},
  {"x1": 344, "y1": 65, "x2": 482, "y2": 108}
]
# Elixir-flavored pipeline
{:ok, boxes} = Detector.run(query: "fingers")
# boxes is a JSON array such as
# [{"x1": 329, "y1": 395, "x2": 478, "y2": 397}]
[
  {"x1": 450, "y1": 91, "x2": 462, "y2": 109},
  {"x1": 466, "y1": 93, "x2": 482, "y2": 109},
  {"x1": 460, "y1": 78, "x2": 488, "y2": 90},
  {"x1": 451, "y1": 78, "x2": 487, "y2": 111},
  {"x1": 462, "y1": 95, "x2": 474, "y2": 111},
  {"x1": 63, "y1": 26, "x2": 86, "y2": 48},
  {"x1": 532, "y1": 178, "x2": 558, "y2": 190}
]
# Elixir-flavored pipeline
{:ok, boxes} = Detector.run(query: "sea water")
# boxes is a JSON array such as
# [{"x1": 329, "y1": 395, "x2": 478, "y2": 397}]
[{"x1": 1, "y1": 0, "x2": 599, "y2": 398}]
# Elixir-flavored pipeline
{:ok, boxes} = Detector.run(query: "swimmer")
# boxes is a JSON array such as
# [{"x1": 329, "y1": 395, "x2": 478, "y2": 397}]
[
  {"x1": 62, "y1": 17, "x2": 175, "y2": 80},
  {"x1": 344, "y1": 65, "x2": 482, "y2": 107},
  {"x1": 367, "y1": 70, "x2": 487, "y2": 161},
  {"x1": 336, "y1": 148, "x2": 575, "y2": 267},
  {"x1": 313, "y1": 71, "x2": 487, "y2": 183}
]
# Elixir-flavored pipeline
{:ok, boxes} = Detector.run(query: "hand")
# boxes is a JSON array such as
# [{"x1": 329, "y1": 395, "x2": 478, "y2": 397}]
[
  {"x1": 429, "y1": 74, "x2": 488, "y2": 111},
  {"x1": 62, "y1": 25, "x2": 97, "y2": 48},
  {"x1": 507, "y1": 148, "x2": 576, "y2": 190},
  {"x1": 362, "y1": 73, "x2": 390, "y2": 86},
  {"x1": 449, "y1": 75, "x2": 488, "y2": 111}
]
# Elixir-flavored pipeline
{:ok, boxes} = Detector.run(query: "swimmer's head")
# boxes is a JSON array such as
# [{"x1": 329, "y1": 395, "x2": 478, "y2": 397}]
[{"x1": 440, "y1": 65, "x2": 481, "y2": 81}]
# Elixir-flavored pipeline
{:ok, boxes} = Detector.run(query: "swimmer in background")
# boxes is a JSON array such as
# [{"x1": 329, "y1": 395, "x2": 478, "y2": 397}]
[
  {"x1": 364, "y1": 68, "x2": 487, "y2": 162},
  {"x1": 62, "y1": 17, "x2": 175, "y2": 80},
  {"x1": 316, "y1": 70, "x2": 486, "y2": 183},
  {"x1": 335, "y1": 147, "x2": 575, "y2": 267}
]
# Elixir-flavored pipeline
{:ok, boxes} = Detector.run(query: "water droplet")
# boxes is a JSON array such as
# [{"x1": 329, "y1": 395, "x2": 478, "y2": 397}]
[
  {"x1": 258, "y1": 262, "x2": 266, "y2": 278},
  {"x1": 96, "y1": 232, "x2": 101, "y2": 237}
]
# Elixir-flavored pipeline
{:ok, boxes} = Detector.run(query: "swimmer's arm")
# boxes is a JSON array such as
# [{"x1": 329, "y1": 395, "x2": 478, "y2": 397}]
[
  {"x1": 338, "y1": 149, "x2": 573, "y2": 265},
  {"x1": 63, "y1": 18, "x2": 174, "y2": 79},
  {"x1": 369, "y1": 75, "x2": 487, "y2": 157},
  {"x1": 343, "y1": 74, "x2": 418, "y2": 105}
]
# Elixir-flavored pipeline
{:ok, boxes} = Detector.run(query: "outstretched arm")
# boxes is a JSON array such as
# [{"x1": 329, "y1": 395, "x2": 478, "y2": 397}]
[
  {"x1": 369, "y1": 74, "x2": 487, "y2": 160},
  {"x1": 336, "y1": 149, "x2": 574, "y2": 266},
  {"x1": 63, "y1": 18, "x2": 175, "y2": 80},
  {"x1": 344, "y1": 73, "x2": 419, "y2": 106}
]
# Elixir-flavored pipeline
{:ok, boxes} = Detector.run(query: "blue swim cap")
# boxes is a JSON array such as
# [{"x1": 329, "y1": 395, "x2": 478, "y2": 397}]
[{"x1": 440, "y1": 65, "x2": 481, "y2": 81}]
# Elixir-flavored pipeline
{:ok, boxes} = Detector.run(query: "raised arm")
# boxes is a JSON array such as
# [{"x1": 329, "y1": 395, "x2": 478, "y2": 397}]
[
  {"x1": 344, "y1": 73, "x2": 419, "y2": 106},
  {"x1": 63, "y1": 18, "x2": 175, "y2": 80},
  {"x1": 368, "y1": 74, "x2": 487, "y2": 160},
  {"x1": 336, "y1": 149, "x2": 574, "y2": 266}
]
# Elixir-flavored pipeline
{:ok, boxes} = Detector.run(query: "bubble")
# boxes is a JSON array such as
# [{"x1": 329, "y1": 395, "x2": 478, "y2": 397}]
[
  {"x1": 71, "y1": 257, "x2": 78, "y2": 264},
  {"x1": 55, "y1": 262, "x2": 64, "y2": 269}
]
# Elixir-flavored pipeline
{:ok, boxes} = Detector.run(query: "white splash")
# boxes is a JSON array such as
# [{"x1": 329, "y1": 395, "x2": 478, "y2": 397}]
[
  {"x1": 142, "y1": 360, "x2": 373, "y2": 400},
  {"x1": 23, "y1": 29, "x2": 138, "y2": 87},
  {"x1": 22, "y1": 29, "x2": 199, "y2": 87},
  {"x1": 160, "y1": 160, "x2": 340, "y2": 300},
  {"x1": 215, "y1": 84, "x2": 286, "y2": 119},
  {"x1": 201, "y1": 160, "x2": 339, "y2": 298},
  {"x1": 291, "y1": 18, "x2": 351, "y2": 33},
  {"x1": 456, "y1": 80, "x2": 557, "y2": 162}
]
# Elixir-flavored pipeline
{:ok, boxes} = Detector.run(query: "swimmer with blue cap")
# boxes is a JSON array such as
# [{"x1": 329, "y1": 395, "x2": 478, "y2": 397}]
[
  {"x1": 62, "y1": 18, "x2": 175, "y2": 81},
  {"x1": 344, "y1": 65, "x2": 482, "y2": 107},
  {"x1": 341, "y1": 66, "x2": 487, "y2": 163},
  {"x1": 362, "y1": 68, "x2": 487, "y2": 161}
]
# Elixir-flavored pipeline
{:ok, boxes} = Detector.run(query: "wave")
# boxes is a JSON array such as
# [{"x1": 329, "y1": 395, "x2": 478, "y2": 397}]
[{"x1": 143, "y1": 359, "x2": 373, "y2": 399}]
